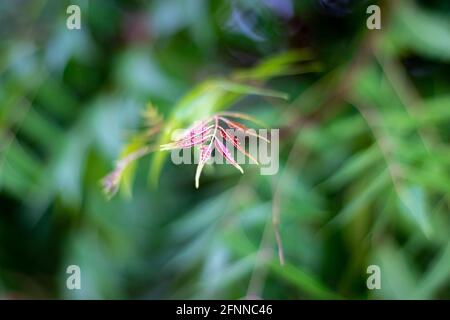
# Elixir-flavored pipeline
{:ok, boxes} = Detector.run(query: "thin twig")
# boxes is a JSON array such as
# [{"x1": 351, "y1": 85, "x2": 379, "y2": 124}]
[
  {"x1": 245, "y1": 131, "x2": 309, "y2": 299},
  {"x1": 272, "y1": 185, "x2": 285, "y2": 266}
]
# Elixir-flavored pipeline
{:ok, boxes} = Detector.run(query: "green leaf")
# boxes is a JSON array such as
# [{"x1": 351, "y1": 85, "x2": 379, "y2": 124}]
[
  {"x1": 373, "y1": 241, "x2": 419, "y2": 299},
  {"x1": 233, "y1": 49, "x2": 321, "y2": 81},
  {"x1": 413, "y1": 243, "x2": 450, "y2": 299},
  {"x1": 397, "y1": 185, "x2": 432, "y2": 237},
  {"x1": 119, "y1": 140, "x2": 145, "y2": 198},
  {"x1": 325, "y1": 145, "x2": 382, "y2": 189},
  {"x1": 384, "y1": 95, "x2": 450, "y2": 131},
  {"x1": 271, "y1": 262, "x2": 340, "y2": 299},
  {"x1": 386, "y1": 2, "x2": 450, "y2": 61},
  {"x1": 330, "y1": 169, "x2": 391, "y2": 227},
  {"x1": 217, "y1": 80, "x2": 289, "y2": 100},
  {"x1": 403, "y1": 165, "x2": 450, "y2": 195}
]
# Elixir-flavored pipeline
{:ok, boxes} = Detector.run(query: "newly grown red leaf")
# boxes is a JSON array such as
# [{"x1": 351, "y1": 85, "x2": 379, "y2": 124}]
[
  {"x1": 195, "y1": 142, "x2": 214, "y2": 188},
  {"x1": 214, "y1": 138, "x2": 244, "y2": 174},
  {"x1": 219, "y1": 117, "x2": 270, "y2": 143},
  {"x1": 219, "y1": 127, "x2": 258, "y2": 164}
]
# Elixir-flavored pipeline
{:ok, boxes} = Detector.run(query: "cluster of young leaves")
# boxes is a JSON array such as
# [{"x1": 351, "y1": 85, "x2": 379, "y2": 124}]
[
  {"x1": 103, "y1": 50, "x2": 317, "y2": 197},
  {"x1": 160, "y1": 112, "x2": 268, "y2": 188}
]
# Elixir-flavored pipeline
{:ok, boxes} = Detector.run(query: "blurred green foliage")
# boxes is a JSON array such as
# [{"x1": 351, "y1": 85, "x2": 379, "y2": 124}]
[{"x1": 0, "y1": 0, "x2": 449, "y2": 299}]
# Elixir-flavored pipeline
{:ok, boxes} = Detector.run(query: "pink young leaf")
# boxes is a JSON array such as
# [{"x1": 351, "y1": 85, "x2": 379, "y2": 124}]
[
  {"x1": 176, "y1": 124, "x2": 213, "y2": 142},
  {"x1": 214, "y1": 138, "x2": 244, "y2": 174},
  {"x1": 219, "y1": 117, "x2": 270, "y2": 143},
  {"x1": 217, "y1": 111, "x2": 266, "y2": 126},
  {"x1": 219, "y1": 127, "x2": 258, "y2": 164},
  {"x1": 195, "y1": 142, "x2": 214, "y2": 189},
  {"x1": 160, "y1": 134, "x2": 212, "y2": 150}
]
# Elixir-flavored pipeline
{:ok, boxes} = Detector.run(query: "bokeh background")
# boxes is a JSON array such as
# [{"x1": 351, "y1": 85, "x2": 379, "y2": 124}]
[{"x1": 0, "y1": 0, "x2": 449, "y2": 299}]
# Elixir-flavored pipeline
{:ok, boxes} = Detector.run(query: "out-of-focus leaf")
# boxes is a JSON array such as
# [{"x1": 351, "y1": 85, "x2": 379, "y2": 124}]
[
  {"x1": 372, "y1": 241, "x2": 418, "y2": 299},
  {"x1": 271, "y1": 262, "x2": 340, "y2": 299},
  {"x1": 413, "y1": 243, "x2": 450, "y2": 299},
  {"x1": 233, "y1": 49, "x2": 319, "y2": 81},
  {"x1": 217, "y1": 80, "x2": 289, "y2": 100},
  {"x1": 397, "y1": 185, "x2": 432, "y2": 237},
  {"x1": 118, "y1": 140, "x2": 145, "y2": 198},
  {"x1": 20, "y1": 109, "x2": 64, "y2": 151},
  {"x1": 403, "y1": 165, "x2": 450, "y2": 195},
  {"x1": 385, "y1": 1, "x2": 450, "y2": 61},
  {"x1": 384, "y1": 95, "x2": 450, "y2": 131},
  {"x1": 115, "y1": 48, "x2": 185, "y2": 101},
  {"x1": 325, "y1": 144, "x2": 382, "y2": 189},
  {"x1": 330, "y1": 169, "x2": 390, "y2": 227},
  {"x1": 299, "y1": 115, "x2": 367, "y2": 152},
  {"x1": 198, "y1": 252, "x2": 255, "y2": 298}
]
